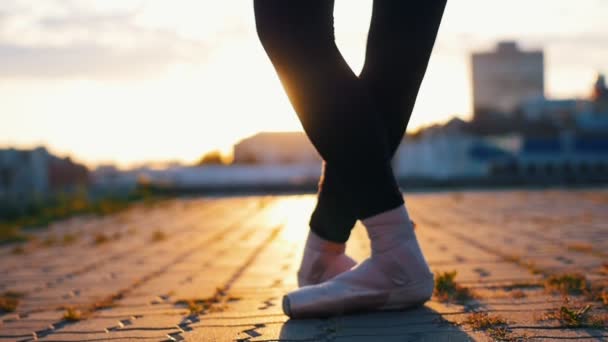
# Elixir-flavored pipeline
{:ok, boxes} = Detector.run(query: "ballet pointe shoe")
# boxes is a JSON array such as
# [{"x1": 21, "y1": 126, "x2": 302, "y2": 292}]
[
  {"x1": 284, "y1": 269, "x2": 433, "y2": 318},
  {"x1": 284, "y1": 238, "x2": 434, "y2": 318},
  {"x1": 296, "y1": 230, "x2": 357, "y2": 287},
  {"x1": 297, "y1": 253, "x2": 357, "y2": 287}
]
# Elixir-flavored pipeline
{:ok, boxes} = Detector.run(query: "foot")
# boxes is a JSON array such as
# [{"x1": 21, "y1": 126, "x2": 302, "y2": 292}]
[
  {"x1": 285, "y1": 237, "x2": 433, "y2": 318},
  {"x1": 297, "y1": 231, "x2": 356, "y2": 287},
  {"x1": 298, "y1": 252, "x2": 357, "y2": 287}
]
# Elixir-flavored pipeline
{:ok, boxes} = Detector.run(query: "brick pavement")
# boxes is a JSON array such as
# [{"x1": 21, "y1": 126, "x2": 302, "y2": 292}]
[{"x1": 1, "y1": 190, "x2": 607, "y2": 341}]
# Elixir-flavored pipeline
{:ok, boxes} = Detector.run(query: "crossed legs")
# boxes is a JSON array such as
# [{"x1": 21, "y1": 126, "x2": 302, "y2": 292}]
[
  {"x1": 254, "y1": 0, "x2": 447, "y2": 317},
  {"x1": 254, "y1": 0, "x2": 405, "y2": 222},
  {"x1": 310, "y1": 0, "x2": 448, "y2": 243}
]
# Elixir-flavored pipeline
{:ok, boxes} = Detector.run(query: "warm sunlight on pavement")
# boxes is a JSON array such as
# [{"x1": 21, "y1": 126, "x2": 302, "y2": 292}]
[{"x1": 2, "y1": 190, "x2": 606, "y2": 340}]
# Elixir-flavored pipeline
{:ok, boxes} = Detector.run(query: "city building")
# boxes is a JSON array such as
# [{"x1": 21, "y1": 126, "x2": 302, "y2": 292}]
[
  {"x1": 0, "y1": 147, "x2": 88, "y2": 200},
  {"x1": 396, "y1": 128, "x2": 608, "y2": 183},
  {"x1": 91, "y1": 165, "x2": 140, "y2": 190},
  {"x1": 519, "y1": 97, "x2": 579, "y2": 124},
  {"x1": 503, "y1": 133, "x2": 608, "y2": 180},
  {"x1": 472, "y1": 41, "x2": 544, "y2": 119},
  {"x1": 394, "y1": 119, "x2": 515, "y2": 180},
  {"x1": 0, "y1": 147, "x2": 49, "y2": 198},
  {"x1": 233, "y1": 132, "x2": 321, "y2": 165},
  {"x1": 574, "y1": 73, "x2": 608, "y2": 132},
  {"x1": 591, "y1": 73, "x2": 608, "y2": 104}
]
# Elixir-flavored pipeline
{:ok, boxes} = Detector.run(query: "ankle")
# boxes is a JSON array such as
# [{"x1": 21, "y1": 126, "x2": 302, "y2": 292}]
[{"x1": 362, "y1": 205, "x2": 415, "y2": 254}]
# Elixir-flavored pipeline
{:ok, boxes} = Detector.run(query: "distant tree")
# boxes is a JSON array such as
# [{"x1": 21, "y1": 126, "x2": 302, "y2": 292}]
[{"x1": 197, "y1": 150, "x2": 224, "y2": 166}]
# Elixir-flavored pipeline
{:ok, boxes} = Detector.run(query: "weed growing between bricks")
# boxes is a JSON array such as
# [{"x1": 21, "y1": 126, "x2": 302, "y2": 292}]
[
  {"x1": 62, "y1": 233, "x2": 78, "y2": 245},
  {"x1": 175, "y1": 287, "x2": 228, "y2": 316},
  {"x1": 541, "y1": 297, "x2": 607, "y2": 329},
  {"x1": 151, "y1": 230, "x2": 167, "y2": 242},
  {"x1": 42, "y1": 234, "x2": 58, "y2": 247},
  {"x1": 0, "y1": 186, "x2": 163, "y2": 244},
  {"x1": 0, "y1": 291, "x2": 24, "y2": 312},
  {"x1": 462, "y1": 312, "x2": 517, "y2": 340},
  {"x1": 11, "y1": 245, "x2": 25, "y2": 254},
  {"x1": 93, "y1": 230, "x2": 124, "y2": 246},
  {"x1": 544, "y1": 273, "x2": 588, "y2": 295},
  {"x1": 501, "y1": 254, "x2": 608, "y2": 309},
  {"x1": 93, "y1": 232, "x2": 110, "y2": 245},
  {"x1": 463, "y1": 312, "x2": 509, "y2": 330},
  {"x1": 62, "y1": 307, "x2": 84, "y2": 321},
  {"x1": 542, "y1": 273, "x2": 608, "y2": 308},
  {"x1": 433, "y1": 271, "x2": 475, "y2": 303},
  {"x1": 0, "y1": 224, "x2": 29, "y2": 244}
]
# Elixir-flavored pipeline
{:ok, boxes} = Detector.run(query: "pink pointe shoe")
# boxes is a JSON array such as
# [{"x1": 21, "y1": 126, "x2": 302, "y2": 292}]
[
  {"x1": 298, "y1": 253, "x2": 357, "y2": 287},
  {"x1": 297, "y1": 231, "x2": 357, "y2": 287},
  {"x1": 284, "y1": 229, "x2": 434, "y2": 318}
]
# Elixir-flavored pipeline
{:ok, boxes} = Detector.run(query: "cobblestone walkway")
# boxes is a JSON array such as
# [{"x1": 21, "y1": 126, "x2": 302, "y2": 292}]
[{"x1": 1, "y1": 190, "x2": 607, "y2": 341}]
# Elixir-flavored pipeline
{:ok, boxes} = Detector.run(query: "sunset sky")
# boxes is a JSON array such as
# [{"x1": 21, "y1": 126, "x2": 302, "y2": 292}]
[{"x1": 1, "y1": 0, "x2": 607, "y2": 167}]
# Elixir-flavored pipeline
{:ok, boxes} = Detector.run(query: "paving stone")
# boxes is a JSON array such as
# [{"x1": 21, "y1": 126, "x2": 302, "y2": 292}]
[
  {"x1": 37, "y1": 328, "x2": 181, "y2": 341},
  {"x1": 184, "y1": 319, "x2": 326, "y2": 342},
  {"x1": 332, "y1": 331, "x2": 472, "y2": 342},
  {"x1": 94, "y1": 306, "x2": 189, "y2": 318},
  {"x1": 181, "y1": 325, "x2": 257, "y2": 341},
  {"x1": 2, "y1": 191, "x2": 607, "y2": 341},
  {"x1": 431, "y1": 262, "x2": 541, "y2": 285},
  {"x1": 51, "y1": 318, "x2": 127, "y2": 333},
  {"x1": 508, "y1": 328, "x2": 608, "y2": 340}
]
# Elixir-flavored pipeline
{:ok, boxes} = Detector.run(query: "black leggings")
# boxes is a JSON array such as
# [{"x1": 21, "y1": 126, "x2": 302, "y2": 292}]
[{"x1": 254, "y1": 0, "x2": 446, "y2": 243}]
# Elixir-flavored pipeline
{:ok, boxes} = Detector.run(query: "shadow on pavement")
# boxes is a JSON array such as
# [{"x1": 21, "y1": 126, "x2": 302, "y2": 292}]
[{"x1": 279, "y1": 305, "x2": 471, "y2": 341}]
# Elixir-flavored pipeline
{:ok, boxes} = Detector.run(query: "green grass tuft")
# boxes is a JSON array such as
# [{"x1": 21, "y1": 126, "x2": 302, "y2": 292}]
[
  {"x1": 434, "y1": 271, "x2": 474, "y2": 303},
  {"x1": 544, "y1": 298, "x2": 606, "y2": 329},
  {"x1": 464, "y1": 312, "x2": 508, "y2": 330},
  {"x1": 93, "y1": 233, "x2": 110, "y2": 245},
  {"x1": 463, "y1": 312, "x2": 513, "y2": 340},
  {"x1": 62, "y1": 307, "x2": 84, "y2": 321},
  {"x1": 62, "y1": 233, "x2": 78, "y2": 245},
  {"x1": 545, "y1": 273, "x2": 588, "y2": 295},
  {"x1": 151, "y1": 230, "x2": 167, "y2": 242},
  {"x1": 0, "y1": 291, "x2": 24, "y2": 312}
]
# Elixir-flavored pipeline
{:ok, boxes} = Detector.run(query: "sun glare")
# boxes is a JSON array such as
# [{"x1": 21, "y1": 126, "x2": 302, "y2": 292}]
[
  {"x1": 1, "y1": 0, "x2": 605, "y2": 167},
  {"x1": 273, "y1": 196, "x2": 315, "y2": 243}
]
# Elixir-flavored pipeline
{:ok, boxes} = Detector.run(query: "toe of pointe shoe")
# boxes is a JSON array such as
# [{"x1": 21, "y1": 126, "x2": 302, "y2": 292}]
[
  {"x1": 285, "y1": 275, "x2": 435, "y2": 318},
  {"x1": 282, "y1": 295, "x2": 292, "y2": 317},
  {"x1": 283, "y1": 282, "x2": 389, "y2": 319}
]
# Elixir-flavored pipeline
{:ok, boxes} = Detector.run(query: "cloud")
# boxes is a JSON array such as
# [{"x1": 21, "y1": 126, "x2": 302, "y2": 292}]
[
  {"x1": 0, "y1": 40, "x2": 207, "y2": 80},
  {"x1": 0, "y1": 1, "x2": 220, "y2": 80}
]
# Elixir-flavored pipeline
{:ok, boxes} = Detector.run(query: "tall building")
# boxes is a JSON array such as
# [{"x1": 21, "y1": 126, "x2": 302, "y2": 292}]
[{"x1": 471, "y1": 41, "x2": 544, "y2": 118}]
